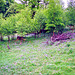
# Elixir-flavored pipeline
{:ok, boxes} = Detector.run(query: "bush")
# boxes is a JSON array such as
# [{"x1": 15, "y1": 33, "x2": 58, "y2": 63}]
[{"x1": 45, "y1": 24, "x2": 56, "y2": 33}]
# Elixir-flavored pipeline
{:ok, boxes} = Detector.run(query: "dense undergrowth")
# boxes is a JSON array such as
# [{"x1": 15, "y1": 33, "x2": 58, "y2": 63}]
[{"x1": 0, "y1": 34, "x2": 75, "y2": 75}]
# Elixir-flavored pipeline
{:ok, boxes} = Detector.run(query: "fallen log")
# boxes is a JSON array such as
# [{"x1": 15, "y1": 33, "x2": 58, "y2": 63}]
[{"x1": 50, "y1": 32, "x2": 75, "y2": 45}]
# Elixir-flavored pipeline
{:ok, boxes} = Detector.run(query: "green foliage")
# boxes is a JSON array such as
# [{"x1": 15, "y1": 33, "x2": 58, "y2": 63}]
[
  {"x1": 1, "y1": 15, "x2": 16, "y2": 35},
  {"x1": 15, "y1": 3, "x2": 26, "y2": 11},
  {"x1": 4, "y1": 4, "x2": 17, "y2": 17},
  {"x1": 0, "y1": 13, "x2": 3, "y2": 18},
  {"x1": 30, "y1": 19, "x2": 40, "y2": 33},
  {"x1": 55, "y1": 23, "x2": 65, "y2": 32},
  {"x1": 34, "y1": 9, "x2": 47, "y2": 30},
  {"x1": 66, "y1": 43, "x2": 70, "y2": 47},
  {"x1": 66, "y1": 3, "x2": 75, "y2": 26},
  {"x1": 1, "y1": 19, "x2": 11, "y2": 35},
  {"x1": 45, "y1": 24, "x2": 55, "y2": 33},
  {"x1": 0, "y1": 0, "x2": 5, "y2": 14},
  {"x1": 62, "y1": 11, "x2": 68, "y2": 26},
  {"x1": 15, "y1": 7, "x2": 47, "y2": 35},
  {"x1": 68, "y1": 49, "x2": 73, "y2": 54},
  {"x1": 15, "y1": 7, "x2": 32, "y2": 35},
  {"x1": 27, "y1": 0, "x2": 40, "y2": 9},
  {"x1": 0, "y1": 0, "x2": 72, "y2": 37},
  {"x1": 45, "y1": 0, "x2": 64, "y2": 33},
  {"x1": 6, "y1": 0, "x2": 14, "y2": 3},
  {"x1": 0, "y1": 17, "x2": 5, "y2": 34},
  {"x1": 4, "y1": 2, "x2": 26, "y2": 17},
  {"x1": 0, "y1": 0, "x2": 15, "y2": 17},
  {"x1": 16, "y1": 18, "x2": 29, "y2": 35}
]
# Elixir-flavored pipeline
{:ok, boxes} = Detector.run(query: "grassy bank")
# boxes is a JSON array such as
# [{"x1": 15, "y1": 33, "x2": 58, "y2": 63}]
[{"x1": 0, "y1": 35, "x2": 75, "y2": 75}]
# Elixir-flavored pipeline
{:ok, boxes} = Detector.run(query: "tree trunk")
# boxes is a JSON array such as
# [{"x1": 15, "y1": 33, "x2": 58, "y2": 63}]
[
  {"x1": 58, "y1": 31, "x2": 60, "y2": 36},
  {"x1": 48, "y1": 33, "x2": 49, "y2": 36},
  {"x1": 34, "y1": 33, "x2": 36, "y2": 38},
  {"x1": 39, "y1": 31, "x2": 41, "y2": 37},
  {"x1": 8, "y1": 35, "x2": 10, "y2": 42},
  {"x1": 1, "y1": 35, "x2": 3, "y2": 41},
  {"x1": 44, "y1": 33, "x2": 45, "y2": 37},
  {"x1": 12, "y1": 34, "x2": 14, "y2": 40},
  {"x1": 53, "y1": 31, "x2": 54, "y2": 36},
  {"x1": 38, "y1": 32, "x2": 41, "y2": 37},
  {"x1": 37, "y1": 34, "x2": 39, "y2": 38}
]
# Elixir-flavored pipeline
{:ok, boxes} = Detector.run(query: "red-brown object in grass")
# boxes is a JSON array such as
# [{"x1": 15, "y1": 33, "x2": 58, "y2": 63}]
[
  {"x1": 15, "y1": 36, "x2": 26, "y2": 45},
  {"x1": 16, "y1": 36, "x2": 26, "y2": 41},
  {"x1": 7, "y1": 45, "x2": 10, "y2": 49}
]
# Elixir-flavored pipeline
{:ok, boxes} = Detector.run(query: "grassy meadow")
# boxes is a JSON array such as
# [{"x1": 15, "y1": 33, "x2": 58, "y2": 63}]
[{"x1": 0, "y1": 34, "x2": 75, "y2": 75}]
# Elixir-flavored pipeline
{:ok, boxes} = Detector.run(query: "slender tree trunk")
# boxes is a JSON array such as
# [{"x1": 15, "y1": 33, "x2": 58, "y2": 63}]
[
  {"x1": 48, "y1": 33, "x2": 49, "y2": 36},
  {"x1": 8, "y1": 35, "x2": 10, "y2": 42},
  {"x1": 1, "y1": 35, "x2": 3, "y2": 41},
  {"x1": 58, "y1": 31, "x2": 59, "y2": 35},
  {"x1": 34, "y1": 33, "x2": 36, "y2": 38},
  {"x1": 37, "y1": 33, "x2": 41, "y2": 38},
  {"x1": 53, "y1": 31, "x2": 54, "y2": 36},
  {"x1": 37, "y1": 31, "x2": 39, "y2": 38},
  {"x1": 39, "y1": 32, "x2": 41, "y2": 37},
  {"x1": 12, "y1": 34, "x2": 15, "y2": 40},
  {"x1": 37, "y1": 34, "x2": 39, "y2": 38},
  {"x1": 51, "y1": 32, "x2": 53, "y2": 36},
  {"x1": 44, "y1": 33, "x2": 45, "y2": 37}
]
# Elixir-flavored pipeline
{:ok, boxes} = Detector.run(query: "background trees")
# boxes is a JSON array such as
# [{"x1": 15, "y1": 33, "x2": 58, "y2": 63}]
[
  {"x1": 66, "y1": 0, "x2": 75, "y2": 26},
  {"x1": 0, "y1": 0, "x2": 5, "y2": 14},
  {"x1": 34, "y1": 9, "x2": 47, "y2": 31},
  {"x1": 0, "y1": 0, "x2": 75, "y2": 41},
  {"x1": 45, "y1": 0, "x2": 65, "y2": 35},
  {"x1": 1, "y1": 16, "x2": 16, "y2": 41},
  {"x1": 0, "y1": 0, "x2": 14, "y2": 16},
  {"x1": 0, "y1": 16, "x2": 4, "y2": 41},
  {"x1": 15, "y1": 7, "x2": 33, "y2": 36}
]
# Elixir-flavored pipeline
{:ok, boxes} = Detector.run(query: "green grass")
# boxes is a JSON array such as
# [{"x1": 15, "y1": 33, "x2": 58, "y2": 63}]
[{"x1": 0, "y1": 35, "x2": 75, "y2": 75}]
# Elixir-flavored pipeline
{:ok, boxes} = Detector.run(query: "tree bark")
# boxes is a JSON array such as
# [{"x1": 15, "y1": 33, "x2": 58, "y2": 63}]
[
  {"x1": 8, "y1": 35, "x2": 10, "y2": 42},
  {"x1": 48, "y1": 33, "x2": 49, "y2": 36},
  {"x1": 53, "y1": 31, "x2": 54, "y2": 36},
  {"x1": 1, "y1": 35, "x2": 3, "y2": 41},
  {"x1": 44, "y1": 33, "x2": 45, "y2": 37},
  {"x1": 12, "y1": 34, "x2": 15, "y2": 40},
  {"x1": 34, "y1": 33, "x2": 36, "y2": 38}
]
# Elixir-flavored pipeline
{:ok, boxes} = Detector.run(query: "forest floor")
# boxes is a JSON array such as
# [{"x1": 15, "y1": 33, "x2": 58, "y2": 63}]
[{"x1": 0, "y1": 33, "x2": 75, "y2": 75}]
